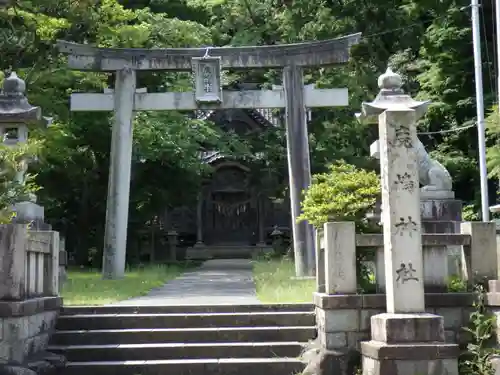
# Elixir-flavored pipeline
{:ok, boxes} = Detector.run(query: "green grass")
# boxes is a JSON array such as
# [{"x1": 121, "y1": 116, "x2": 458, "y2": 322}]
[
  {"x1": 252, "y1": 257, "x2": 315, "y2": 303},
  {"x1": 61, "y1": 263, "x2": 190, "y2": 306}
]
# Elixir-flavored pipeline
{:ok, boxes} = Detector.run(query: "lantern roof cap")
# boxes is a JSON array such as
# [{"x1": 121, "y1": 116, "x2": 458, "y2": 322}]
[
  {"x1": 2, "y1": 72, "x2": 26, "y2": 96},
  {"x1": 0, "y1": 72, "x2": 41, "y2": 123}
]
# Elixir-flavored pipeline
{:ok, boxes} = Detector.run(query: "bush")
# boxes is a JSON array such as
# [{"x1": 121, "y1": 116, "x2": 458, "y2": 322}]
[
  {"x1": 0, "y1": 141, "x2": 41, "y2": 222},
  {"x1": 298, "y1": 161, "x2": 380, "y2": 230}
]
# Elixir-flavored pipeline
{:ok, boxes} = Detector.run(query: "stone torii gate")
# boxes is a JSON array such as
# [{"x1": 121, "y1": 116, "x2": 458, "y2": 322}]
[{"x1": 57, "y1": 34, "x2": 360, "y2": 279}]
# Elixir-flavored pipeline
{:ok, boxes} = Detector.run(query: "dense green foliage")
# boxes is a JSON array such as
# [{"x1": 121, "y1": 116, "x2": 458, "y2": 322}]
[
  {"x1": 1, "y1": 0, "x2": 499, "y2": 263},
  {"x1": 299, "y1": 161, "x2": 380, "y2": 229},
  {"x1": 0, "y1": 140, "x2": 40, "y2": 222}
]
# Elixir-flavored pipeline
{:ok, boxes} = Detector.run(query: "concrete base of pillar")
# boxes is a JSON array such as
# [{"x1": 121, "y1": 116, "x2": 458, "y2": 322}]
[
  {"x1": 420, "y1": 198, "x2": 462, "y2": 222},
  {"x1": 194, "y1": 241, "x2": 205, "y2": 248},
  {"x1": 421, "y1": 197, "x2": 463, "y2": 280},
  {"x1": 13, "y1": 201, "x2": 44, "y2": 221},
  {"x1": 361, "y1": 313, "x2": 459, "y2": 375},
  {"x1": 12, "y1": 201, "x2": 51, "y2": 229}
]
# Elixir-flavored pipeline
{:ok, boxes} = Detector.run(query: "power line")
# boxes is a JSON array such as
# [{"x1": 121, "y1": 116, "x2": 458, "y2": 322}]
[
  {"x1": 417, "y1": 123, "x2": 476, "y2": 135},
  {"x1": 361, "y1": 5, "x2": 472, "y2": 41}
]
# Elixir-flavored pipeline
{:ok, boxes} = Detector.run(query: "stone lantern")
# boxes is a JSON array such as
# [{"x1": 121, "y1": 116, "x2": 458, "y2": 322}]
[{"x1": 0, "y1": 71, "x2": 48, "y2": 226}]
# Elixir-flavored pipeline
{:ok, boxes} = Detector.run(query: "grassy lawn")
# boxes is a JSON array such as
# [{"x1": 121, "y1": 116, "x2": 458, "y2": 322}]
[
  {"x1": 252, "y1": 257, "x2": 315, "y2": 303},
  {"x1": 61, "y1": 263, "x2": 190, "y2": 306}
]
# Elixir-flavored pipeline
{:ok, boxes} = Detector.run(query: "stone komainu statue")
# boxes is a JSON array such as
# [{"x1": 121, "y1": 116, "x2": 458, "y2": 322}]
[
  {"x1": 372, "y1": 137, "x2": 453, "y2": 193},
  {"x1": 415, "y1": 138, "x2": 453, "y2": 192}
]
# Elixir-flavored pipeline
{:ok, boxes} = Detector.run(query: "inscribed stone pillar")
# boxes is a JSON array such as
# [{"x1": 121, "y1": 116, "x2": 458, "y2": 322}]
[
  {"x1": 379, "y1": 109, "x2": 425, "y2": 313},
  {"x1": 370, "y1": 139, "x2": 461, "y2": 289},
  {"x1": 102, "y1": 67, "x2": 136, "y2": 279},
  {"x1": 357, "y1": 68, "x2": 459, "y2": 375},
  {"x1": 283, "y1": 65, "x2": 315, "y2": 277}
]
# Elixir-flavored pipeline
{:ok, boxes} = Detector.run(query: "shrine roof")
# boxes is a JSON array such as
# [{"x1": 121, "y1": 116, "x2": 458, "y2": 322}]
[
  {"x1": 196, "y1": 108, "x2": 278, "y2": 128},
  {"x1": 200, "y1": 150, "x2": 225, "y2": 164},
  {"x1": 200, "y1": 150, "x2": 265, "y2": 164},
  {"x1": 195, "y1": 82, "x2": 279, "y2": 127}
]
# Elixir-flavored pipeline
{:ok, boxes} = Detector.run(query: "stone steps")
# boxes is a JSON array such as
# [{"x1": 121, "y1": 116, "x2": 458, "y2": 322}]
[
  {"x1": 60, "y1": 303, "x2": 313, "y2": 315},
  {"x1": 50, "y1": 305, "x2": 315, "y2": 375},
  {"x1": 50, "y1": 326, "x2": 316, "y2": 345},
  {"x1": 63, "y1": 358, "x2": 304, "y2": 375},
  {"x1": 49, "y1": 342, "x2": 304, "y2": 361},
  {"x1": 56, "y1": 311, "x2": 315, "y2": 330},
  {"x1": 186, "y1": 245, "x2": 273, "y2": 259}
]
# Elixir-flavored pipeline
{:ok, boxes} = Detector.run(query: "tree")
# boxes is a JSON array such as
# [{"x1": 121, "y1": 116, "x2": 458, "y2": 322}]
[
  {"x1": 485, "y1": 105, "x2": 500, "y2": 198},
  {"x1": 190, "y1": 0, "x2": 494, "y2": 208},
  {"x1": 0, "y1": 0, "x2": 232, "y2": 264},
  {"x1": 298, "y1": 161, "x2": 380, "y2": 230},
  {"x1": 1, "y1": 0, "x2": 494, "y2": 264}
]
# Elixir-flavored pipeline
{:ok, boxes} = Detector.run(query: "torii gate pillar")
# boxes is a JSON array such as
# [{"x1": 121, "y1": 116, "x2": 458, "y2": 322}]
[
  {"x1": 283, "y1": 65, "x2": 315, "y2": 276},
  {"x1": 102, "y1": 67, "x2": 136, "y2": 279}
]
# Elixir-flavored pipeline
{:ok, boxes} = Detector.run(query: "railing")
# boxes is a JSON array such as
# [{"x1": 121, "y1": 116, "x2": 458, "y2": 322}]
[
  {"x1": 0, "y1": 224, "x2": 60, "y2": 300},
  {"x1": 316, "y1": 221, "x2": 497, "y2": 294},
  {"x1": 25, "y1": 231, "x2": 60, "y2": 298}
]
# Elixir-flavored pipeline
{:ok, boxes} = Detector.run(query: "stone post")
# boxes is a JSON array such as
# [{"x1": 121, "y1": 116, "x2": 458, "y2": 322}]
[
  {"x1": 59, "y1": 234, "x2": 67, "y2": 290},
  {"x1": 460, "y1": 221, "x2": 497, "y2": 283},
  {"x1": 307, "y1": 222, "x2": 358, "y2": 375},
  {"x1": 194, "y1": 191, "x2": 204, "y2": 247},
  {"x1": 315, "y1": 228, "x2": 325, "y2": 293},
  {"x1": 0, "y1": 224, "x2": 27, "y2": 300},
  {"x1": 357, "y1": 68, "x2": 459, "y2": 375},
  {"x1": 270, "y1": 226, "x2": 285, "y2": 255},
  {"x1": 283, "y1": 65, "x2": 315, "y2": 276},
  {"x1": 102, "y1": 67, "x2": 136, "y2": 279},
  {"x1": 257, "y1": 196, "x2": 266, "y2": 247},
  {"x1": 167, "y1": 230, "x2": 178, "y2": 262},
  {"x1": 47, "y1": 231, "x2": 60, "y2": 296},
  {"x1": 323, "y1": 222, "x2": 356, "y2": 295}
]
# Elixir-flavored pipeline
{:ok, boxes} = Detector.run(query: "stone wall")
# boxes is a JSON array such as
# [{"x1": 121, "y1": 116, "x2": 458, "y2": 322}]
[
  {"x1": 0, "y1": 225, "x2": 66, "y2": 375},
  {"x1": 0, "y1": 298, "x2": 61, "y2": 363},
  {"x1": 314, "y1": 293, "x2": 474, "y2": 353}
]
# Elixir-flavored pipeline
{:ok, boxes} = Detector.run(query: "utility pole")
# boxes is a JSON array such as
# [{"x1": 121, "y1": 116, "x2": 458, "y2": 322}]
[
  {"x1": 495, "y1": 0, "x2": 500, "y2": 210},
  {"x1": 471, "y1": 0, "x2": 490, "y2": 221},
  {"x1": 497, "y1": 0, "x2": 500, "y2": 108}
]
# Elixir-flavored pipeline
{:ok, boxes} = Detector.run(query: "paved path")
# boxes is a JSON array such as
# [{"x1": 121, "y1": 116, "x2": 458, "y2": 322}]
[{"x1": 111, "y1": 259, "x2": 261, "y2": 306}]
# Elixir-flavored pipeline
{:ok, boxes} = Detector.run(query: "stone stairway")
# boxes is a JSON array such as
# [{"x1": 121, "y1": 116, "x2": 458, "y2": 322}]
[
  {"x1": 48, "y1": 304, "x2": 316, "y2": 375},
  {"x1": 186, "y1": 245, "x2": 273, "y2": 260}
]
